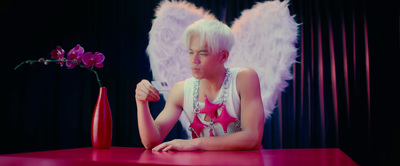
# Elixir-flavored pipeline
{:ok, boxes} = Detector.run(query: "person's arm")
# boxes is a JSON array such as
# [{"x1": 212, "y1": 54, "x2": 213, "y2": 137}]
[
  {"x1": 136, "y1": 80, "x2": 184, "y2": 149},
  {"x1": 152, "y1": 68, "x2": 264, "y2": 151}
]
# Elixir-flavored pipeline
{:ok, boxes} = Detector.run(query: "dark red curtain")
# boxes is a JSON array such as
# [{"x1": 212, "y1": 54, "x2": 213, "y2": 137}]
[{"x1": 270, "y1": 0, "x2": 398, "y2": 165}]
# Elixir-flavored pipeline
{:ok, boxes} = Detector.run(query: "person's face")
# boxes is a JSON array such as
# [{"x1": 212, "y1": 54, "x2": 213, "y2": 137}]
[{"x1": 189, "y1": 35, "x2": 222, "y2": 79}]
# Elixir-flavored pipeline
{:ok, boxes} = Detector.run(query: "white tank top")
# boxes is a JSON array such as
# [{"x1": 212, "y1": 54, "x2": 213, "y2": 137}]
[{"x1": 183, "y1": 68, "x2": 242, "y2": 137}]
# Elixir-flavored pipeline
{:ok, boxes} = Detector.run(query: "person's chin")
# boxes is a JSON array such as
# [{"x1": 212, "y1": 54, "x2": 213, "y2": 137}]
[{"x1": 191, "y1": 72, "x2": 202, "y2": 79}]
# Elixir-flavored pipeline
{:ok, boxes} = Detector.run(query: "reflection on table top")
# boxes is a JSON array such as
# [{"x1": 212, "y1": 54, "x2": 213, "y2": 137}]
[{"x1": 0, "y1": 147, "x2": 358, "y2": 166}]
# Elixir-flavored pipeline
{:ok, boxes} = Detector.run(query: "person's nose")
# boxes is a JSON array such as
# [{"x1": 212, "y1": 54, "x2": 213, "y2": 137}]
[{"x1": 193, "y1": 54, "x2": 201, "y2": 64}]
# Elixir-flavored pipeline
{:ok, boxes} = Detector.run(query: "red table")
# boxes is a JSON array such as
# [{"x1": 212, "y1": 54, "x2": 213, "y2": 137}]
[{"x1": 0, "y1": 147, "x2": 358, "y2": 166}]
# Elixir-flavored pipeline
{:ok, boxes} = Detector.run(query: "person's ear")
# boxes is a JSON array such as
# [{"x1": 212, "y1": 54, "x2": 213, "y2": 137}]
[{"x1": 220, "y1": 51, "x2": 229, "y2": 63}]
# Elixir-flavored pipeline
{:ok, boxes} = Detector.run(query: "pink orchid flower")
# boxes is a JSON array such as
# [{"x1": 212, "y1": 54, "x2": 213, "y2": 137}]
[
  {"x1": 50, "y1": 46, "x2": 65, "y2": 66},
  {"x1": 82, "y1": 52, "x2": 105, "y2": 68},
  {"x1": 66, "y1": 44, "x2": 84, "y2": 69},
  {"x1": 16, "y1": 44, "x2": 106, "y2": 87}
]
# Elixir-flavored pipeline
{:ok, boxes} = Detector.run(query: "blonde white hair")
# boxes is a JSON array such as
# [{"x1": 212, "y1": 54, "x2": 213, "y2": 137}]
[{"x1": 182, "y1": 19, "x2": 234, "y2": 55}]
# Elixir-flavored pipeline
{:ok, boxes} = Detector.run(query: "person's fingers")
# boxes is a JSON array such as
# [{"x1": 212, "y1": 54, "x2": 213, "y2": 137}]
[
  {"x1": 147, "y1": 95, "x2": 159, "y2": 101},
  {"x1": 162, "y1": 145, "x2": 173, "y2": 152},
  {"x1": 135, "y1": 88, "x2": 146, "y2": 100},
  {"x1": 146, "y1": 82, "x2": 159, "y2": 95},
  {"x1": 136, "y1": 81, "x2": 160, "y2": 101},
  {"x1": 147, "y1": 91, "x2": 160, "y2": 101},
  {"x1": 152, "y1": 143, "x2": 164, "y2": 151},
  {"x1": 141, "y1": 81, "x2": 160, "y2": 100}
]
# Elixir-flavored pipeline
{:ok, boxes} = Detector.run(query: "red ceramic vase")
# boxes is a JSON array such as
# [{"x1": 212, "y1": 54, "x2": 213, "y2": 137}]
[{"x1": 91, "y1": 87, "x2": 112, "y2": 149}]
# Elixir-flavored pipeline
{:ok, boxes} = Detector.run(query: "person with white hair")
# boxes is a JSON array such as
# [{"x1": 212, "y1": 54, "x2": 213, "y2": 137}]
[{"x1": 135, "y1": 19, "x2": 264, "y2": 151}]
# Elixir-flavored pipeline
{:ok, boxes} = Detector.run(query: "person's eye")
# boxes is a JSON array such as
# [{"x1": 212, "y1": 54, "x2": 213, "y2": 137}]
[{"x1": 189, "y1": 52, "x2": 194, "y2": 55}]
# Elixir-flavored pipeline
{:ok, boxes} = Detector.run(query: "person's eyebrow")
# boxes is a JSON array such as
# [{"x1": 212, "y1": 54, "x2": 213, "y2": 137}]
[{"x1": 189, "y1": 49, "x2": 209, "y2": 52}]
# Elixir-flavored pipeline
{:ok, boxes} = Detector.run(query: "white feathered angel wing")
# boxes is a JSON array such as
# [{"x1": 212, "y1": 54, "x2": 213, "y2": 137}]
[
  {"x1": 147, "y1": 0, "x2": 215, "y2": 98},
  {"x1": 147, "y1": 0, "x2": 299, "y2": 138},
  {"x1": 228, "y1": 0, "x2": 299, "y2": 119},
  {"x1": 146, "y1": 0, "x2": 215, "y2": 138}
]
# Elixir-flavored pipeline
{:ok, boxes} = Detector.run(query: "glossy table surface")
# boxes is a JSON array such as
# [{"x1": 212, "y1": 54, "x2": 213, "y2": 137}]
[{"x1": 0, "y1": 147, "x2": 358, "y2": 166}]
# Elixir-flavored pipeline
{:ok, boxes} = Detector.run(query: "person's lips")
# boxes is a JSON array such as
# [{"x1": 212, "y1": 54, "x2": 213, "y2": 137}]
[{"x1": 192, "y1": 67, "x2": 200, "y2": 72}]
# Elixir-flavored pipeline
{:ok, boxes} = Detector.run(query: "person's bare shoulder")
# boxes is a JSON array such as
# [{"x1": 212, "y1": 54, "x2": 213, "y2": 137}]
[
  {"x1": 237, "y1": 68, "x2": 258, "y2": 77},
  {"x1": 171, "y1": 81, "x2": 185, "y2": 94},
  {"x1": 236, "y1": 68, "x2": 261, "y2": 95},
  {"x1": 166, "y1": 81, "x2": 185, "y2": 108}
]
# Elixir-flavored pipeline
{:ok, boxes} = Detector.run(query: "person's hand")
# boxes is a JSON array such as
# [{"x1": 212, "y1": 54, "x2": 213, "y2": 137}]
[
  {"x1": 135, "y1": 79, "x2": 160, "y2": 102},
  {"x1": 152, "y1": 139, "x2": 199, "y2": 151}
]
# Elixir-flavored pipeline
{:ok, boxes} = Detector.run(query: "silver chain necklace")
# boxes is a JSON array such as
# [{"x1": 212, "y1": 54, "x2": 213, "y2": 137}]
[
  {"x1": 193, "y1": 68, "x2": 231, "y2": 113},
  {"x1": 189, "y1": 68, "x2": 241, "y2": 137}
]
